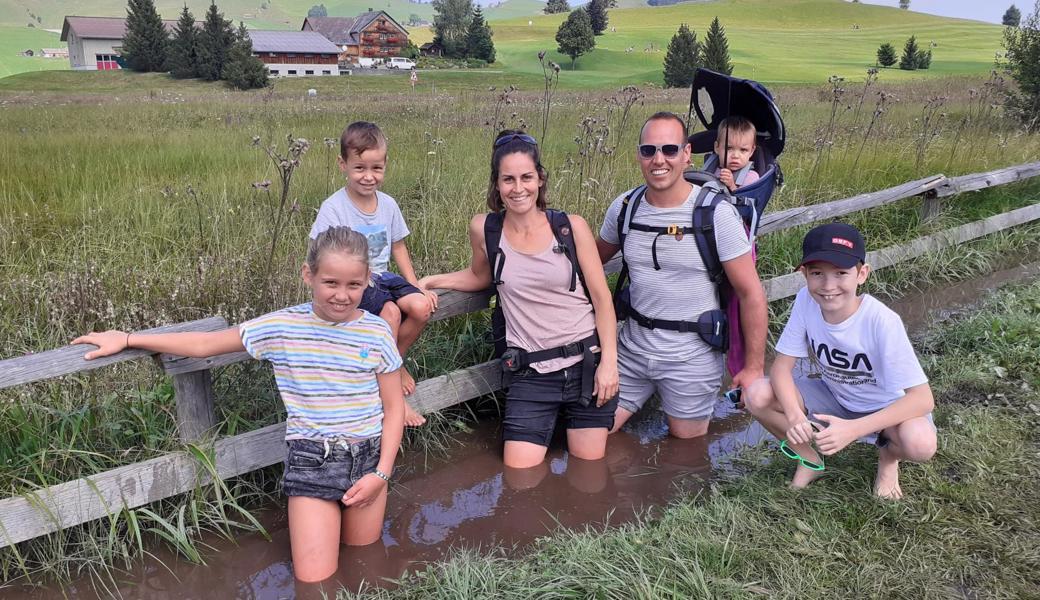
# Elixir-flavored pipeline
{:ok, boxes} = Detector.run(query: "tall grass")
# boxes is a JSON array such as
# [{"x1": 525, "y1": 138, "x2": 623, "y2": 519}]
[{"x1": 1, "y1": 69, "x2": 1039, "y2": 583}]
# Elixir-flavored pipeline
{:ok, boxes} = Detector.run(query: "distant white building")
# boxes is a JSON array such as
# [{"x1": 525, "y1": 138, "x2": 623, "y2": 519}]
[
  {"x1": 41, "y1": 48, "x2": 69, "y2": 59},
  {"x1": 248, "y1": 31, "x2": 342, "y2": 77},
  {"x1": 60, "y1": 16, "x2": 176, "y2": 70}
]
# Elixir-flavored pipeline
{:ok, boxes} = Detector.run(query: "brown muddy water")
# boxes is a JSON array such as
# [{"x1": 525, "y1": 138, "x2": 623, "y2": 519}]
[{"x1": 5, "y1": 261, "x2": 1039, "y2": 600}]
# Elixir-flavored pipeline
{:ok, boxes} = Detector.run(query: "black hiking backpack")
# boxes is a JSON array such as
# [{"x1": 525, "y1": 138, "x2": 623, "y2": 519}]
[
  {"x1": 612, "y1": 174, "x2": 761, "y2": 374},
  {"x1": 484, "y1": 209, "x2": 590, "y2": 358}
]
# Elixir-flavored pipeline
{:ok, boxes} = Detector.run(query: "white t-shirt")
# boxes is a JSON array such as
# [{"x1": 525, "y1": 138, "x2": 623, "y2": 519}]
[
  {"x1": 775, "y1": 287, "x2": 929, "y2": 413},
  {"x1": 600, "y1": 185, "x2": 751, "y2": 360},
  {"x1": 309, "y1": 188, "x2": 410, "y2": 274}
]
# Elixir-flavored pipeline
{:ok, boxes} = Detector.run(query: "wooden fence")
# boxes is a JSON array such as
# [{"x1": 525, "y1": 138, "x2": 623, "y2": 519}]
[{"x1": 1, "y1": 161, "x2": 1038, "y2": 549}]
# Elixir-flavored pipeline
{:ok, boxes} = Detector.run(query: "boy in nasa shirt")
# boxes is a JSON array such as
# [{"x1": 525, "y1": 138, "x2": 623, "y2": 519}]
[{"x1": 745, "y1": 223, "x2": 936, "y2": 499}]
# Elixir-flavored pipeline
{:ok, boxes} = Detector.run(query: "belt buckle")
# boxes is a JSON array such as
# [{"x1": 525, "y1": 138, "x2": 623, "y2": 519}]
[{"x1": 563, "y1": 341, "x2": 582, "y2": 357}]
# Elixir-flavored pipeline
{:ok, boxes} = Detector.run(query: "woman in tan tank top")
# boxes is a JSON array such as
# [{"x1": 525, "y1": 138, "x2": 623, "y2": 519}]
[{"x1": 421, "y1": 131, "x2": 619, "y2": 469}]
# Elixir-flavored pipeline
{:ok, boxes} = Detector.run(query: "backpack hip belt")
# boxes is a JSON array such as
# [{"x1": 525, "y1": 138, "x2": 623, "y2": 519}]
[
  {"x1": 618, "y1": 296, "x2": 729, "y2": 352},
  {"x1": 501, "y1": 332, "x2": 601, "y2": 407}
]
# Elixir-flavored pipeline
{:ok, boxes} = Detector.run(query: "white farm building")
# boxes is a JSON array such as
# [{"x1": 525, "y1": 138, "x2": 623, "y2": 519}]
[{"x1": 60, "y1": 16, "x2": 177, "y2": 70}]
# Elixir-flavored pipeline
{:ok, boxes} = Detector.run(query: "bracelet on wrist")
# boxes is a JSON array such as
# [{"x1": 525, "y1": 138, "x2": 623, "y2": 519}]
[
  {"x1": 125, "y1": 332, "x2": 132, "y2": 351},
  {"x1": 373, "y1": 469, "x2": 391, "y2": 482}
]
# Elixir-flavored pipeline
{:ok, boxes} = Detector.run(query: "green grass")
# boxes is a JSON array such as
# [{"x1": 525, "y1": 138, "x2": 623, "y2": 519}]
[
  {"x1": 0, "y1": 25, "x2": 66, "y2": 78},
  {"x1": 339, "y1": 281, "x2": 1040, "y2": 599}
]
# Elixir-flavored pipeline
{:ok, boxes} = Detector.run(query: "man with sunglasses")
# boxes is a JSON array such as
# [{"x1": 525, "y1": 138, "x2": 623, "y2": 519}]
[{"x1": 596, "y1": 112, "x2": 768, "y2": 439}]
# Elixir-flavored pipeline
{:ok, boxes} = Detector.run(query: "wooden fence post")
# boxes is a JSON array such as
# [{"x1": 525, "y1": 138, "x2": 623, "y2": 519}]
[
  {"x1": 920, "y1": 188, "x2": 942, "y2": 224},
  {"x1": 171, "y1": 370, "x2": 217, "y2": 442}
]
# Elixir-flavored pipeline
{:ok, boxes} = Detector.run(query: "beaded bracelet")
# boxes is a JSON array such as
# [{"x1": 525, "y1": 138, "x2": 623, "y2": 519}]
[{"x1": 373, "y1": 469, "x2": 391, "y2": 482}]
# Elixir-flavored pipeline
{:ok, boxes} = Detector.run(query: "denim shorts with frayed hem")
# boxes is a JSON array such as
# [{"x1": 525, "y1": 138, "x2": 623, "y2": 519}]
[
  {"x1": 503, "y1": 363, "x2": 617, "y2": 447},
  {"x1": 282, "y1": 437, "x2": 381, "y2": 501}
]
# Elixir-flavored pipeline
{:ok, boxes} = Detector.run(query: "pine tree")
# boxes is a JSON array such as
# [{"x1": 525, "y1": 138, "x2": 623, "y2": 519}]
[
  {"x1": 544, "y1": 0, "x2": 569, "y2": 14},
  {"x1": 464, "y1": 6, "x2": 495, "y2": 62},
  {"x1": 307, "y1": 4, "x2": 327, "y2": 17},
  {"x1": 585, "y1": 0, "x2": 608, "y2": 36},
  {"x1": 222, "y1": 22, "x2": 268, "y2": 89},
  {"x1": 663, "y1": 23, "x2": 700, "y2": 88},
  {"x1": 899, "y1": 0, "x2": 910, "y2": 9},
  {"x1": 555, "y1": 9, "x2": 594, "y2": 69},
  {"x1": 196, "y1": 2, "x2": 234, "y2": 81},
  {"x1": 701, "y1": 17, "x2": 732, "y2": 75},
  {"x1": 916, "y1": 47, "x2": 932, "y2": 69},
  {"x1": 167, "y1": 5, "x2": 198, "y2": 79},
  {"x1": 876, "y1": 42, "x2": 897, "y2": 67},
  {"x1": 899, "y1": 35, "x2": 920, "y2": 70},
  {"x1": 122, "y1": 0, "x2": 169, "y2": 72},
  {"x1": 1003, "y1": 4, "x2": 1021, "y2": 26}
]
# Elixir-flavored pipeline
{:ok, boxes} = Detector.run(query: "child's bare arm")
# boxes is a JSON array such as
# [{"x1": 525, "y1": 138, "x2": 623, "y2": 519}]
[
  {"x1": 72, "y1": 328, "x2": 245, "y2": 360},
  {"x1": 342, "y1": 369, "x2": 404, "y2": 507},
  {"x1": 390, "y1": 240, "x2": 419, "y2": 285},
  {"x1": 770, "y1": 353, "x2": 815, "y2": 445}
]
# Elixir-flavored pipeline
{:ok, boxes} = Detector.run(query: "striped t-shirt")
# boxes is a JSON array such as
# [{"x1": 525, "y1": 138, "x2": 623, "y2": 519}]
[{"x1": 239, "y1": 303, "x2": 402, "y2": 440}]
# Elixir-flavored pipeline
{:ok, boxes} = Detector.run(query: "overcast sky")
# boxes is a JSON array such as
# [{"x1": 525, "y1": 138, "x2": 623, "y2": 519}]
[{"x1": 852, "y1": 0, "x2": 1029, "y2": 24}]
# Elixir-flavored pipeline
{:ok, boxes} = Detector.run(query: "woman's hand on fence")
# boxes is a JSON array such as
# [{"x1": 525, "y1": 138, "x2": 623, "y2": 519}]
[
  {"x1": 593, "y1": 360, "x2": 619, "y2": 407},
  {"x1": 341, "y1": 473, "x2": 387, "y2": 508},
  {"x1": 72, "y1": 331, "x2": 130, "y2": 360}
]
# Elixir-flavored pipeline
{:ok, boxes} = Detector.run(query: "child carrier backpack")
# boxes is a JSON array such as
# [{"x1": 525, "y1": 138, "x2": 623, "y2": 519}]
[
  {"x1": 612, "y1": 68, "x2": 785, "y2": 378},
  {"x1": 485, "y1": 209, "x2": 600, "y2": 405}
]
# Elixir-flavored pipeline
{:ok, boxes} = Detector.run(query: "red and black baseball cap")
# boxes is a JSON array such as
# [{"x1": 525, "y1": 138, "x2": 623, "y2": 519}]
[{"x1": 799, "y1": 223, "x2": 866, "y2": 268}]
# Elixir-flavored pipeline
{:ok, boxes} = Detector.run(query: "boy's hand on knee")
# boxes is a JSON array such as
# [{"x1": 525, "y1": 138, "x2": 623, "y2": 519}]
[
  {"x1": 342, "y1": 474, "x2": 387, "y2": 508},
  {"x1": 419, "y1": 285, "x2": 439, "y2": 312},
  {"x1": 813, "y1": 414, "x2": 859, "y2": 456},
  {"x1": 786, "y1": 419, "x2": 815, "y2": 446}
]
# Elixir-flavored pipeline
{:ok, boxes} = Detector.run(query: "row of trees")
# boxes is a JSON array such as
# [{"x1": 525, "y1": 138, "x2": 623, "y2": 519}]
[
  {"x1": 662, "y1": 17, "x2": 733, "y2": 88},
  {"x1": 431, "y1": 0, "x2": 496, "y2": 62},
  {"x1": 123, "y1": 0, "x2": 267, "y2": 89},
  {"x1": 875, "y1": 36, "x2": 932, "y2": 70}
]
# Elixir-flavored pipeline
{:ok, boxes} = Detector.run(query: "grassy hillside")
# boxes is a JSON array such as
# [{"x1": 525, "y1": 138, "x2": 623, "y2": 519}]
[
  {"x1": 490, "y1": 0, "x2": 1004, "y2": 85},
  {"x1": 0, "y1": 24, "x2": 65, "y2": 78}
]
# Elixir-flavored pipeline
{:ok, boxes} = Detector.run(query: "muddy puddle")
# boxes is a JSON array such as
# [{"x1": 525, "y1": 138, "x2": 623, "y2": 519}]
[{"x1": 5, "y1": 261, "x2": 1038, "y2": 600}]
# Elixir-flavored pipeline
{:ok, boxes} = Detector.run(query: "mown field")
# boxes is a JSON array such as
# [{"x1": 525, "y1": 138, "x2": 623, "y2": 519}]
[{"x1": 1, "y1": 65, "x2": 1039, "y2": 588}]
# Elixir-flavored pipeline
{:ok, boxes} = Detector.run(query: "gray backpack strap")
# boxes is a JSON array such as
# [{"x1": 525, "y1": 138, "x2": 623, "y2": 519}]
[{"x1": 733, "y1": 163, "x2": 754, "y2": 187}]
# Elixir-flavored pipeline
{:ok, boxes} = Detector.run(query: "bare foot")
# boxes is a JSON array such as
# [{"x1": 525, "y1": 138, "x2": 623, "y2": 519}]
[
  {"x1": 401, "y1": 368, "x2": 416, "y2": 395},
  {"x1": 404, "y1": 403, "x2": 427, "y2": 427},
  {"x1": 790, "y1": 464, "x2": 826, "y2": 489},
  {"x1": 874, "y1": 449, "x2": 902, "y2": 499}
]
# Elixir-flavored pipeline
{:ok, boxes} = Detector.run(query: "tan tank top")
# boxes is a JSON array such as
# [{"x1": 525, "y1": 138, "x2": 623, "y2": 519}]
[{"x1": 496, "y1": 232, "x2": 597, "y2": 373}]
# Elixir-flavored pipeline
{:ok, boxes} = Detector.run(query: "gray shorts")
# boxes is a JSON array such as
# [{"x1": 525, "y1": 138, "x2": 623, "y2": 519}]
[
  {"x1": 282, "y1": 437, "x2": 381, "y2": 501},
  {"x1": 617, "y1": 340, "x2": 723, "y2": 420},
  {"x1": 795, "y1": 376, "x2": 934, "y2": 447}
]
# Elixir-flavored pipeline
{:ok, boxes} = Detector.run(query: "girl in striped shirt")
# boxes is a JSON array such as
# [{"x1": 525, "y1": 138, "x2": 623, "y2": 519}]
[{"x1": 74, "y1": 227, "x2": 405, "y2": 583}]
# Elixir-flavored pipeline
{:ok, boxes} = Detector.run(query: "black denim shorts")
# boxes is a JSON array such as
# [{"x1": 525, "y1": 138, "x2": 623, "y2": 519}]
[
  {"x1": 282, "y1": 437, "x2": 381, "y2": 501},
  {"x1": 503, "y1": 363, "x2": 617, "y2": 447},
  {"x1": 359, "y1": 272, "x2": 422, "y2": 315}
]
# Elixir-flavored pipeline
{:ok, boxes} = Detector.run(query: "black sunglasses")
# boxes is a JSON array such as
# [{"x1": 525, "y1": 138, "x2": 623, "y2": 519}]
[
  {"x1": 495, "y1": 133, "x2": 538, "y2": 147},
  {"x1": 637, "y1": 143, "x2": 684, "y2": 159}
]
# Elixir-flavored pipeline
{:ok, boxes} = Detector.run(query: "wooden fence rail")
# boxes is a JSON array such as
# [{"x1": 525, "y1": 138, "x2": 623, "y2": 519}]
[{"x1": 1, "y1": 160, "x2": 1038, "y2": 548}]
